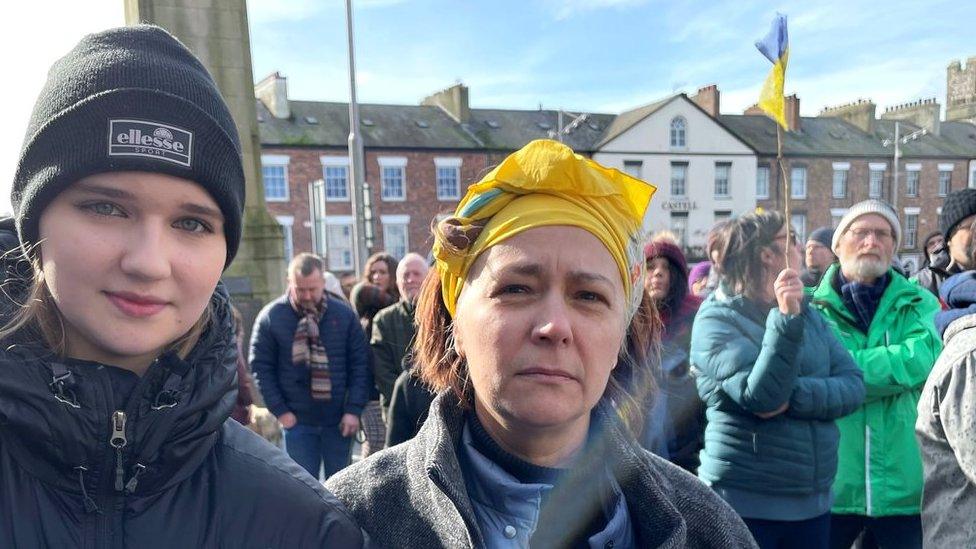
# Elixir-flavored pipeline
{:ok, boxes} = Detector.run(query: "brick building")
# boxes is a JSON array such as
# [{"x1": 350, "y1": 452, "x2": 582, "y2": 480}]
[
  {"x1": 255, "y1": 67, "x2": 976, "y2": 274},
  {"x1": 720, "y1": 95, "x2": 974, "y2": 273},
  {"x1": 255, "y1": 73, "x2": 611, "y2": 273}
]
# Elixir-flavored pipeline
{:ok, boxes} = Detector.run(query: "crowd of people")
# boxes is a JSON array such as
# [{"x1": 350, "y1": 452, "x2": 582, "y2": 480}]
[{"x1": 1, "y1": 24, "x2": 974, "y2": 549}]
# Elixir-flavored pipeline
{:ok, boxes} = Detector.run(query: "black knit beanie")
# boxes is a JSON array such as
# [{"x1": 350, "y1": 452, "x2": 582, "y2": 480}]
[
  {"x1": 806, "y1": 226, "x2": 834, "y2": 249},
  {"x1": 940, "y1": 188, "x2": 976, "y2": 240},
  {"x1": 12, "y1": 25, "x2": 245, "y2": 267}
]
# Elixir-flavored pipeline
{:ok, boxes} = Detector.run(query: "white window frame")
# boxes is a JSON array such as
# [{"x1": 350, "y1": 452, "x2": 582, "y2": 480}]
[
  {"x1": 378, "y1": 156, "x2": 407, "y2": 202},
  {"x1": 903, "y1": 208, "x2": 920, "y2": 249},
  {"x1": 380, "y1": 214, "x2": 410, "y2": 260},
  {"x1": 435, "y1": 157, "x2": 463, "y2": 201},
  {"x1": 939, "y1": 164, "x2": 954, "y2": 197},
  {"x1": 791, "y1": 213, "x2": 807, "y2": 243},
  {"x1": 832, "y1": 162, "x2": 850, "y2": 199},
  {"x1": 275, "y1": 215, "x2": 294, "y2": 262},
  {"x1": 868, "y1": 162, "x2": 886, "y2": 199},
  {"x1": 830, "y1": 208, "x2": 847, "y2": 229},
  {"x1": 790, "y1": 166, "x2": 807, "y2": 199},
  {"x1": 905, "y1": 163, "x2": 921, "y2": 197},
  {"x1": 324, "y1": 215, "x2": 354, "y2": 271},
  {"x1": 623, "y1": 160, "x2": 643, "y2": 179},
  {"x1": 714, "y1": 162, "x2": 731, "y2": 198},
  {"x1": 671, "y1": 162, "x2": 688, "y2": 197},
  {"x1": 320, "y1": 156, "x2": 351, "y2": 202},
  {"x1": 670, "y1": 211, "x2": 689, "y2": 248},
  {"x1": 669, "y1": 117, "x2": 687, "y2": 148},
  {"x1": 261, "y1": 154, "x2": 291, "y2": 202},
  {"x1": 756, "y1": 165, "x2": 770, "y2": 199}
]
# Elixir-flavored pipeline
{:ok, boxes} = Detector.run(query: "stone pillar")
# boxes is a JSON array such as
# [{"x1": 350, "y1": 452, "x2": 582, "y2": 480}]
[{"x1": 124, "y1": 0, "x2": 284, "y2": 329}]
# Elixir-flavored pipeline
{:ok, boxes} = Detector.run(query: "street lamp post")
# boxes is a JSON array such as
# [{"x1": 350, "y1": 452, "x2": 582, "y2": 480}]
[
  {"x1": 883, "y1": 120, "x2": 927, "y2": 227},
  {"x1": 549, "y1": 109, "x2": 589, "y2": 143},
  {"x1": 345, "y1": 0, "x2": 370, "y2": 278}
]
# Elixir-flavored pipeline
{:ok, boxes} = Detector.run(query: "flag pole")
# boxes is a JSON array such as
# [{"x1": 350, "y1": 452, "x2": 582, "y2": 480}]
[{"x1": 777, "y1": 123, "x2": 791, "y2": 269}]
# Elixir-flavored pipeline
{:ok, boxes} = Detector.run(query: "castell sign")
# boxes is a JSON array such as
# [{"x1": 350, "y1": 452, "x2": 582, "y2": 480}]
[{"x1": 108, "y1": 119, "x2": 193, "y2": 167}]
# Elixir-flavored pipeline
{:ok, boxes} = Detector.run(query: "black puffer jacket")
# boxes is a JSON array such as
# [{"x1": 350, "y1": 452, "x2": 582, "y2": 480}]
[{"x1": 0, "y1": 220, "x2": 364, "y2": 548}]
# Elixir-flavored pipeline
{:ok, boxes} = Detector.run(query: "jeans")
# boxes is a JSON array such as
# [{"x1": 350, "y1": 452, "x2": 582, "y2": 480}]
[
  {"x1": 743, "y1": 513, "x2": 830, "y2": 549},
  {"x1": 283, "y1": 423, "x2": 352, "y2": 481},
  {"x1": 829, "y1": 514, "x2": 921, "y2": 549}
]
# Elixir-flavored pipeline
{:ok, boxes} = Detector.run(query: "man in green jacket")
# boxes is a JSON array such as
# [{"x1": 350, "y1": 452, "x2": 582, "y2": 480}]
[
  {"x1": 370, "y1": 253, "x2": 429, "y2": 412},
  {"x1": 808, "y1": 200, "x2": 941, "y2": 549}
]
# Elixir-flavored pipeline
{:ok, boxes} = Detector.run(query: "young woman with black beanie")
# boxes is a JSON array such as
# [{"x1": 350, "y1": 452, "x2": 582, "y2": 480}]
[{"x1": 0, "y1": 25, "x2": 363, "y2": 547}]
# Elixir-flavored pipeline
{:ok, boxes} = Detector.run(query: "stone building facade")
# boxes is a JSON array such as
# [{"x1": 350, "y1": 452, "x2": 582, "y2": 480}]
[{"x1": 948, "y1": 57, "x2": 976, "y2": 123}]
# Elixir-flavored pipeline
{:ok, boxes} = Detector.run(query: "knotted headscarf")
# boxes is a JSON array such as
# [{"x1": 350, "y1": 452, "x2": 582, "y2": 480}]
[{"x1": 433, "y1": 139, "x2": 656, "y2": 320}]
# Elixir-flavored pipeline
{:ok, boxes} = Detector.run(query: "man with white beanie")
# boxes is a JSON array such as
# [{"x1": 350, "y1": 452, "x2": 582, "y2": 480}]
[{"x1": 807, "y1": 200, "x2": 942, "y2": 548}]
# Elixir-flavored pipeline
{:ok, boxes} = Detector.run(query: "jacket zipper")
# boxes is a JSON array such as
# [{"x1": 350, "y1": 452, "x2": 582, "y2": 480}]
[
  {"x1": 864, "y1": 425, "x2": 873, "y2": 516},
  {"x1": 110, "y1": 411, "x2": 128, "y2": 492}
]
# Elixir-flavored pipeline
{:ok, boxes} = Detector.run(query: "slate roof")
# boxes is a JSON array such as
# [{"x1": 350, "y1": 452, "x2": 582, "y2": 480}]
[
  {"x1": 872, "y1": 119, "x2": 976, "y2": 159},
  {"x1": 257, "y1": 95, "x2": 976, "y2": 160},
  {"x1": 258, "y1": 100, "x2": 482, "y2": 149},
  {"x1": 465, "y1": 108, "x2": 615, "y2": 152},
  {"x1": 257, "y1": 100, "x2": 613, "y2": 152},
  {"x1": 718, "y1": 114, "x2": 891, "y2": 157}
]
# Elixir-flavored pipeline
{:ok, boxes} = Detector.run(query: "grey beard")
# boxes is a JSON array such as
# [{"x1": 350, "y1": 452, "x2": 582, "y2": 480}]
[{"x1": 849, "y1": 257, "x2": 888, "y2": 281}]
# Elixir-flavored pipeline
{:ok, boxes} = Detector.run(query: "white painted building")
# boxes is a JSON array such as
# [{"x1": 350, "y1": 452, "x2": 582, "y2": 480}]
[{"x1": 593, "y1": 93, "x2": 758, "y2": 258}]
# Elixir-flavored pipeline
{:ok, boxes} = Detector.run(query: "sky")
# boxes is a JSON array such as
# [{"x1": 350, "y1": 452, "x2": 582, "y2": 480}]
[{"x1": 1, "y1": 0, "x2": 973, "y2": 214}]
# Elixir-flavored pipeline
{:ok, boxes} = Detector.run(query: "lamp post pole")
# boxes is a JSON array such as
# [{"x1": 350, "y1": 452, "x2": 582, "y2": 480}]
[
  {"x1": 345, "y1": 0, "x2": 369, "y2": 277},
  {"x1": 892, "y1": 121, "x2": 900, "y2": 214}
]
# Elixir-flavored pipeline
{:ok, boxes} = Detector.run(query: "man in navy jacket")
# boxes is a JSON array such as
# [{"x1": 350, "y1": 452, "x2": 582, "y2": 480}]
[{"x1": 251, "y1": 253, "x2": 372, "y2": 480}]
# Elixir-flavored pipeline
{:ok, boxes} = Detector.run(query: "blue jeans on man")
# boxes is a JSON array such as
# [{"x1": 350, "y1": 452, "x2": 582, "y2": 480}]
[{"x1": 284, "y1": 423, "x2": 352, "y2": 480}]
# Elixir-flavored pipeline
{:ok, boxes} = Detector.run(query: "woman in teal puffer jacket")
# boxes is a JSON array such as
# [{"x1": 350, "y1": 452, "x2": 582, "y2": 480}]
[{"x1": 690, "y1": 211, "x2": 865, "y2": 549}]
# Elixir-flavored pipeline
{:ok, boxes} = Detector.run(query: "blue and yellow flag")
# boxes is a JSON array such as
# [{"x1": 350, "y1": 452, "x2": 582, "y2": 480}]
[{"x1": 755, "y1": 14, "x2": 789, "y2": 129}]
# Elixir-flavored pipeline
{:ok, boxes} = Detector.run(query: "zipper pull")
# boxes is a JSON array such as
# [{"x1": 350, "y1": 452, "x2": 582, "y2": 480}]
[
  {"x1": 110, "y1": 411, "x2": 128, "y2": 492},
  {"x1": 124, "y1": 463, "x2": 147, "y2": 495}
]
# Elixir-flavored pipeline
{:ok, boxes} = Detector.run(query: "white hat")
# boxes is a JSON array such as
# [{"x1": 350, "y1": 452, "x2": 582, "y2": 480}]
[{"x1": 831, "y1": 199, "x2": 901, "y2": 251}]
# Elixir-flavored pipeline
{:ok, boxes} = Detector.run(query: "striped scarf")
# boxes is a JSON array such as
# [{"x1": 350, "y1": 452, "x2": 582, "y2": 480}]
[{"x1": 290, "y1": 295, "x2": 332, "y2": 401}]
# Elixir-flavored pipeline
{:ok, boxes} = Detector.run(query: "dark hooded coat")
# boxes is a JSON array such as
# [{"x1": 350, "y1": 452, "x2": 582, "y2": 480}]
[{"x1": 0, "y1": 218, "x2": 364, "y2": 548}]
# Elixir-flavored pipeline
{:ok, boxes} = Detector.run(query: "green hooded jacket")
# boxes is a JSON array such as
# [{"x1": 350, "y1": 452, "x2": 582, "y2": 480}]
[{"x1": 808, "y1": 264, "x2": 942, "y2": 516}]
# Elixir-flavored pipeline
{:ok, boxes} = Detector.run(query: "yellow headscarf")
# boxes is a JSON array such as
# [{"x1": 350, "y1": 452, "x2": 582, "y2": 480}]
[{"x1": 433, "y1": 139, "x2": 656, "y2": 318}]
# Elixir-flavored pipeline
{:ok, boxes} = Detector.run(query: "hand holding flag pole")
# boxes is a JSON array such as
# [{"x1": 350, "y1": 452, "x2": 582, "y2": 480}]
[{"x1": 755, "y1": 13, "x2": 792, "y2": 267}]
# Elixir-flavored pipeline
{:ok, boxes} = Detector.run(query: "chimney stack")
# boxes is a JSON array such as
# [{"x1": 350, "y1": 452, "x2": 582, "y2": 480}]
[
  {"x1": 818, "y1": 99, "x2": 877, "y2": 134},
  {"x1": 254, "y1": 71, "x2": 290, "y2": 120},
  {"x1": 421, "y1": 83, "x2": 470, "y2": 123},
  {"x1": 742, "y1": 95, "x2": 800, "y2": 131},
  {"x1": 881, "y1": 98, "x2": 941, "y2": 136},
  {"x1": 692, "y1": 84, "x2": 720, "y2": 117},
  {"x1": 785, "y1": 94, "x2": 801, "y2": 132}
]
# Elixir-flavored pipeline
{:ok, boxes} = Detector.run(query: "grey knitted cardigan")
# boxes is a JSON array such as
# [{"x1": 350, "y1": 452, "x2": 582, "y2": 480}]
[{"x1": 326, "y1": 393, "x2": 757, "y2": 548}]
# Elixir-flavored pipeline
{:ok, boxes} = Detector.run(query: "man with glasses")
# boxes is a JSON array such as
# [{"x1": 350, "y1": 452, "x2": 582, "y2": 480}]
[
  {"x1": 913, "y1": 188, "x2": 976, "y2": 296},
  {"x1": 808, "y1": 200, "x2": 942, "y2": 549}
]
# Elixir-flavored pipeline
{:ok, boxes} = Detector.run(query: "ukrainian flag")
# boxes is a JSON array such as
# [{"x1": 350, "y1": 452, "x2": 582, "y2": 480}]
[{"x1": 755, "y1": 14, "x2": 789, "y2": 129}]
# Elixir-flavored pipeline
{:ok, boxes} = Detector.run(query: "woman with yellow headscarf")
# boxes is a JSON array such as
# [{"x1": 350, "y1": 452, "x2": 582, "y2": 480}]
[{"x1": 327, "y1": 140, "x2": 757, "y2": 548}]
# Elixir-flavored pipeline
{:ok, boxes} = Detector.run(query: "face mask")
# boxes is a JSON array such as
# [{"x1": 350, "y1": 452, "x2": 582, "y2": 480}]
[{"x1": 929, "y1": 248, "x2": 950, "y2": 269}]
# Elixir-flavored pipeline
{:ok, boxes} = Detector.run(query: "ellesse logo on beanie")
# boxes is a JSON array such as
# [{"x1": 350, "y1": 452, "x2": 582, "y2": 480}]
[{"x1": 108, "y1": 119, "x2": 193, "y2": 167}]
